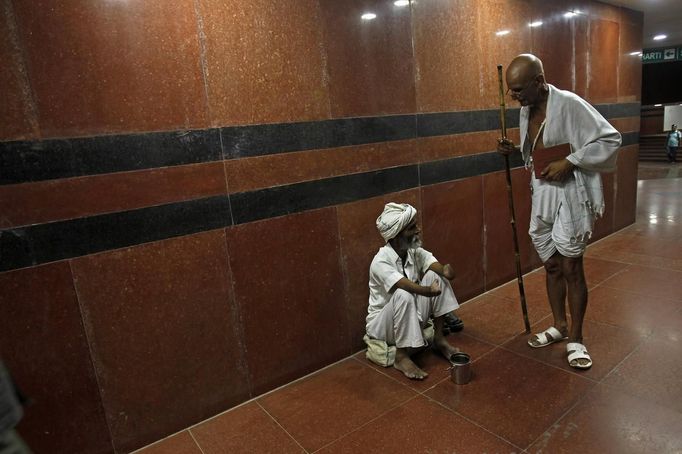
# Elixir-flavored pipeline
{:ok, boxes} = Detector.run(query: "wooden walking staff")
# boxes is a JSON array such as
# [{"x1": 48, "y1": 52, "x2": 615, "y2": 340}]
[{"x1": 496, "y1": 64, "x2": 531, "y2": 333}]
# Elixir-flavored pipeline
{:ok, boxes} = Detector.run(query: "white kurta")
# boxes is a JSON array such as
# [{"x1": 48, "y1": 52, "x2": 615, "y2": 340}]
[{"x1": 519, "y1": 85, "x2": 621, "y2": 260}]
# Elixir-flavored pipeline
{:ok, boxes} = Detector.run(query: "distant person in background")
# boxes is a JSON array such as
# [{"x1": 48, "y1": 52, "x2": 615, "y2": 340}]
[
  {"x1": 666, "y1": 124, "x2": 681, "y2": 163},
  {"x1": 0, "y1": 359, "x2": 31, "y2": 454}
]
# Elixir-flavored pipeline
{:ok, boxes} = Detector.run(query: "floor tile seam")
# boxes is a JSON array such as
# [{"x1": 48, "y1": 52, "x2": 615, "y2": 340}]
[
  {"x1": 255, "y1": 400, "x2": 310, "y2": 454},
  {"x1": 590, "y1": 249, "x2": 682, "y2": 270},
  {"x1": 424, "y1": 396, "x2": 525, "y2": 452},
  {"x1": 309, "y1": 394, "x2": 423, "y2": 453},
  {"x1": 522, "y1": 378, "x2": 599, "y2": 453},
  {"x1": 186, "y1": 429, "x2": 208, "y2": 454},
  {"x1": 599, "y1": 330, "x2": 661, "y2": 384},
  {"x1": 595, "y1": 380, "x2": 682, "y2": 417},
  {"x1": 597, "y1": 282, "x2": 682, "y2": 302},
  {"x1": 350, "y1": 354, "x2": 426, "y2": 392},
  {"x1": 496, "y1": 344, "x2": 602, "y2": 385}
]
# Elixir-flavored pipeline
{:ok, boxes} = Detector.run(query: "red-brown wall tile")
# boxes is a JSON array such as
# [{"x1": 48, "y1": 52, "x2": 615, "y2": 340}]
[
  {"x1": 0, "y1": 162, "x2": 227, "y2": 229},
  {"x1": 478, "y1": 0, "x2": 533, "y2": 109},
  {"x1": 421, "y1": 176, "x2": 485, "y2": 302},
  {"x1": 530, "y1": 0, "x2": 575, "y2": 92},
  {"x1": 197, "y1": 0, "x2": 330, "y2": 126},
  {"x1": 13, "y1": 0, "x2": 208, "y2": 138},
  {"x1": 418, "y1": 129, "x2": 520, "y2": 163},
  {"x1": 336, "y1": 189, "x2": 421, "y2": 352},
  {"x1": 484, "y1": 168, "x2": 536, "y2": 291},
  {"x1": 609, "y1": 116, "x2": 640, "y2": 134},
  {"x1": 318, "y1": 0, "x2": 416, "y2": 118},
  {"x1": 618, "y1": 20, "x2": 643, "y2": 102},
  {"x1": 0, "y1": 262, "x2": 113, "y2": 454},
  {"x1": 224, "y1": 139, "x2": 417, "y2": 194},
  {"x1": 225, "y1": 208, "x2": 349, "y2": 396},
  {"x1": 614, "y1": 144, "x2": 639, "y2": 230},
  {"x1": 412, "y1": 0, "x2": 481, "y2": 112},
  {"x1": 0, "y1": 2, "x2": 37, "y2": 141},
  {"x1": 71, "y1": 230, "x2": 249, "y2": 453},
  {"x1": 587, "y1": 18, "x2": 620, "y2": 103}
]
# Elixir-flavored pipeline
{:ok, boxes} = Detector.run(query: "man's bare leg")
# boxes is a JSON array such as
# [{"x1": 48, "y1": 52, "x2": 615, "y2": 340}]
[
  {"x1": 394, "y1": 347, "x2": 428, "y2": 380},
  {"x1": 529, "y1": 253, "x2": 570, "y2": 346},
  {"x1": 433, "y1": 315, "x2": 460, "y2": 361},
  {"x1": 563, "y1": 256, "x2": 590, "y2": 367}
]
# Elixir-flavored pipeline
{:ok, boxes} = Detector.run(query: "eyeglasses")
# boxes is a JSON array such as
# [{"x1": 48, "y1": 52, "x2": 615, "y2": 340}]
[{"x1": 506, "y1": 76, "x2": 540, "y2": 97}]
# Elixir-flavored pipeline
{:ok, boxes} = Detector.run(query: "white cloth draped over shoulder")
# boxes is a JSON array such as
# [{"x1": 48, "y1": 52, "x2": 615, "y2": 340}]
[{"x1": 519, "y1": 84, "x2": 621, "y2": 241}]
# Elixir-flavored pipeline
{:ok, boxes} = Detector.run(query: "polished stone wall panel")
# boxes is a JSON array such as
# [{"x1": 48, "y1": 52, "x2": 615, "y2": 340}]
[
  {"x1": 530, "y1": 0, "x2": 575, "y2": 92},
  {"x1": 421, "y1": 177, "x2": 485, "y2": 302},
  {"x1": 618, "y1": 20, "x2": 643, "y2": 102},
  {"x1": 412, "y1": 0, "x2": 482, "y2": 112},
  {"x1": 0, "y1": 162, "x2": 227, "y2": 229},
  {"x1": 225, "y1": 208, "x2": 349, "y2": 396},
  {"x1": 614, "y1": 144, "x2": 639, "y2": 230},
  {"x1": 0, "y1": 263, "x2": 113, "y2": 454},
  {"x1": 336, "y1": 189, "x2": 421, "y2": 351},
  {"x1": 319, "y1": 0, "x2": 416, "y2": 117},
  {"x1": 224, "y1": 139, "x2": 417, "y2": 194},
  {"x1": 0, "y1": 2, "x2": 37, "y2": 141},
  {"x1": 12, "y1": 0, "x2": 209, "y2": 137},
  {"x1": 198, "y1": 0, "x2": 330, "y2": 126},
  {"x1": 71, "y1": 230, "x2": 249, "y2": 452},
  {"x1": 587, "y1": 18, "x2": 620, "y2": 103}
]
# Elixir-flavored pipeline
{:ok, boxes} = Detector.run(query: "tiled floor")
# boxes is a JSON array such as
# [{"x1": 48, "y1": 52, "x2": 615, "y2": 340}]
[{"x1": 136, "y1": 171, "x2": 682, "y2": 454}]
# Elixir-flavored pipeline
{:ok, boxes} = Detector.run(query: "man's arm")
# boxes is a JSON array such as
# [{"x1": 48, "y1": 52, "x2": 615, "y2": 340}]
[
  {"x1": 391, "y1": 277, "x2": 441, "y2": 297},
  {"x1": 427, "y1": 262, "x2": 455, "y2": 280}
]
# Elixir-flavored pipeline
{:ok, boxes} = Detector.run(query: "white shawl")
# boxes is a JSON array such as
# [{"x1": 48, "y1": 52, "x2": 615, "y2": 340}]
[{"x1": 519, "y1": 85, "x2": 621, "y2": 221}]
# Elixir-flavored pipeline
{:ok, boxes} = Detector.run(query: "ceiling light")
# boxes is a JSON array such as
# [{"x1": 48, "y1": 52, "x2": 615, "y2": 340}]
[
  {"x1": 564, "y1": 12, "x2": 576, "y2": 18},
  {"x1": 361, "y1": 12, "x2": 377, "y2": 20},
  {"x1": 496, "y1": 30, "x2": 510, "y2": 36},
  {"x1": 629, "y1": 51, "x2": 640, "y2": 56},
  {"x1": 653, "y1": 34, "x2": 667, "y2": 41},
  {"x1": 655, "y1": 104, "x2": 662, "y2": 106},
  {"x1": 529, "y1": 21, "x2": 543, "y2": 27},
  {"x1": 394, "y1": 0, "x2": 409, "y2": 6}
]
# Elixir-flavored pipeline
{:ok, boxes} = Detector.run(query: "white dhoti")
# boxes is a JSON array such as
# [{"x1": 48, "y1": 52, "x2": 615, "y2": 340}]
[
  {"x1": 529, "y1": 173, "x2": 593, "y2": 262},
  {"x1": 365, "y1": 271, "x2": 459, "y2": 348}
]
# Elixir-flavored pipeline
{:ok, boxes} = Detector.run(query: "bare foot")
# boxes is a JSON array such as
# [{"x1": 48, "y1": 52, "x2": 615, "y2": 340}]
[
  {"x1": 433, "y1": 337, "x2": 459, "y2": 362},
  {"x1": 394, "y1": 351, "x2": 428, "y2": 380}
]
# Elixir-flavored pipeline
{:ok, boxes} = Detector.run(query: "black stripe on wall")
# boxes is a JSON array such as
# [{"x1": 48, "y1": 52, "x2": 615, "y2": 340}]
[
  {"x1": 0, "y1": 196, "x2": 232, "y2": 271},
  {"x1": 0, "y1": 129, "x2": 222, "y2": 185},
  {"x1": 221, "y1": 115, "x2": 416, "y2": 159},
  {"x1": 0, "y1": 103, "x2": 639, "y2": 186},
  {"x1": 621, "y1": 131, "x2": 640, "y2": 147},
  {"x1": 420, "y1": 151, "x2": 525, "y2": 186},
  {"x1": 231, "y1": 165, "x2": 419, "y2": 224}
]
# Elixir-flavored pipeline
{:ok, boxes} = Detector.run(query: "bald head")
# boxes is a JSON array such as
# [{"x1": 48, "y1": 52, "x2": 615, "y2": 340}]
[
  {"x1": 505, "y1": 53, "x2": 548, "y2": 107},
  {"x1": 506, "y1": 54, "x2": 544, "y2": 85}
]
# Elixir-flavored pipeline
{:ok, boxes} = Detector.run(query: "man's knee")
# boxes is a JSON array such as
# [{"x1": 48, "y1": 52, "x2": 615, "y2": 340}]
[
  {"x1": 561, "y1": 256, "x2": 585, "y2": 283},
  {"x1": 392, "y1": 289, "x2": 416, "y2": 312},
  {"x1": 543, "y1": 255, "x2": 563, "y2": 276}
]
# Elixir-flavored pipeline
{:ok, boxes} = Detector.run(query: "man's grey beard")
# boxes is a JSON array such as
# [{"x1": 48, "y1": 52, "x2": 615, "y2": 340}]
[{"x1": 409, "y1": 235, "x2": 423, "y2": 250}]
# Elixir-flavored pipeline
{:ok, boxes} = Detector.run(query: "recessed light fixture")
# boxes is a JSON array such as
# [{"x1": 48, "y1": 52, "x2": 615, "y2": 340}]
[
  {"x1": 653, "y1": 34, "x2": 667, "y2": 41},
  {"x1": 496, "y1": 30, "x2": 510, "y2": 36},
  {"x1": 655, "y1": 104, "x2": 662, "y2": 106},
  {"x1": 629, "y1": 51, "x2": 641, "y2": 56},
  {"x1": 529, "y1": 21, "x2": 543, "y2": 27},
  {"x1": 564, "y1": 11, "x2": 576, "y2": 18},
  {"x1": 361, "y1": 12, "x2": 377, "y2": 20},
  {"x1": 394, "y1": 0, "x2": 409, "y2": 6}
]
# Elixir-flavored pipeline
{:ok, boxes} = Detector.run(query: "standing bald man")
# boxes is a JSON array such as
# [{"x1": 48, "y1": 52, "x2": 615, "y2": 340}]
[
  {"x1": 366, "y1": 203, "x2": 461, "y2": 380},
  {"x1": 497, "y1": 54, "x2": 621, "y2": 369}
]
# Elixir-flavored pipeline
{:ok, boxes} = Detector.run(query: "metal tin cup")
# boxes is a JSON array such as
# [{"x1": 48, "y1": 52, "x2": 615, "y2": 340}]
[{"x1": 450, "y1": 352, "x2": 471, "y2": 385}]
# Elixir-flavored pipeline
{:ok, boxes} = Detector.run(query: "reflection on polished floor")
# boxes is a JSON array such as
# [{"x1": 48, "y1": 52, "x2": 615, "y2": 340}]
[{"x1": 137, "y1": 170, "x2": 682, "y2": 454}]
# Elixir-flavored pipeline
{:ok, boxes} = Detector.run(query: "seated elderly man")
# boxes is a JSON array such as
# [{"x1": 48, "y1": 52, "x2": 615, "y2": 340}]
[{"x1": 366, "y1": 202, "x2": 461, "y2": 380}]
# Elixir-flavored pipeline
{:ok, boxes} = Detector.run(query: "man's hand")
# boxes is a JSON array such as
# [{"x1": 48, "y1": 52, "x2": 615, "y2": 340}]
[
  {"x1": 442, "y1": 264, "x2": 455, "y2": 280},
  {"x1": 497, "y1": 138, "x2": 517, "y2": 156},
  {"x1": 429, "y1": 279, "x2": 442, "y2": 297},
  {"x1": 541, "y1": 158, "x2": 575, "y2": 182}
]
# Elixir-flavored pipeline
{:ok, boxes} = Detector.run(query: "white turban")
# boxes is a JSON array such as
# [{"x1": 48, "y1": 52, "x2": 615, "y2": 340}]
[{"x1": 376, "y1": 203, "x2": 417, "y2": 242}]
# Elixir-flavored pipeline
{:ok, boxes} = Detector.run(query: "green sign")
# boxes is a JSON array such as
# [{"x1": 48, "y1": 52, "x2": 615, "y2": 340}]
[{"x1": 642, "y1": 46, "x2": 682, "y2": 64}]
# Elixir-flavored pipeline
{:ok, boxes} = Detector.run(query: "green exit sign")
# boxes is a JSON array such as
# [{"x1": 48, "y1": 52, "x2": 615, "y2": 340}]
[{"x1": 642, "y1": 46, "x2": 682, "y2": 64}]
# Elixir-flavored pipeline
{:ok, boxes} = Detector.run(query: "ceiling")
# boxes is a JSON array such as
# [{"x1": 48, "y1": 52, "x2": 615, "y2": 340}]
[{"x1": 602, "y1": 0, "x2": 682, "y2": 49}]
